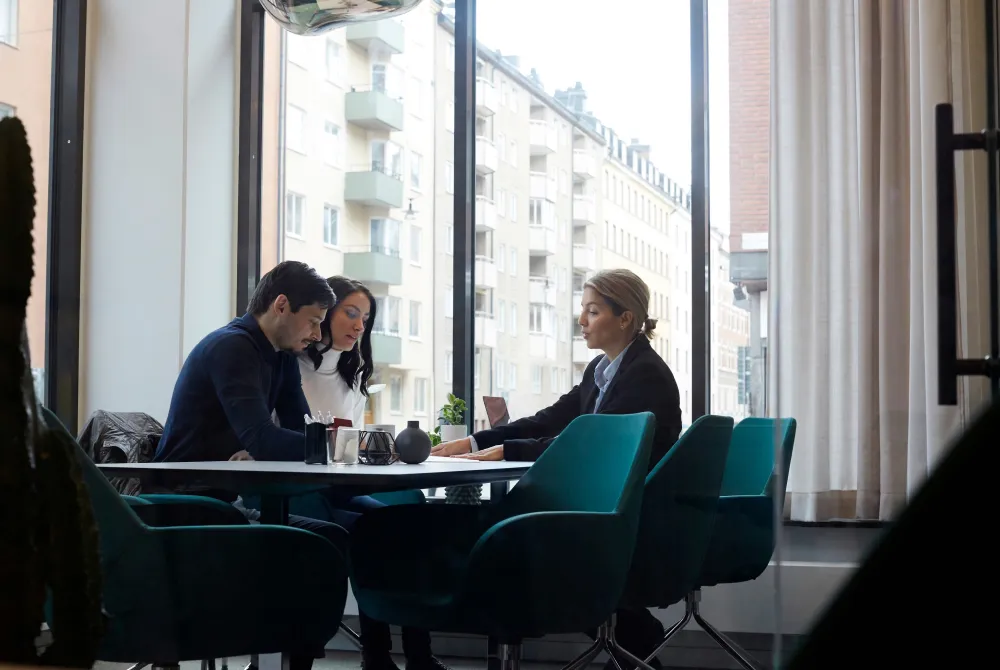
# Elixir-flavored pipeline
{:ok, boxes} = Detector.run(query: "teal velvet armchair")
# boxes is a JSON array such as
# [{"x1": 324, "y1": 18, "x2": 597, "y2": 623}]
[
  {"x1": 347, "y1": 412, "x2": 656, "y2": 670},
  {"x1": 42, "y1": 408, "x2": 348, "y2": 665}
]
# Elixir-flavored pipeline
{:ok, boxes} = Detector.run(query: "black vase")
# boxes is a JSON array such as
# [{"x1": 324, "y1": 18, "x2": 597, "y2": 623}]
[{"x1": 395, "y1": 420, "x2": 431, "y2": 464}]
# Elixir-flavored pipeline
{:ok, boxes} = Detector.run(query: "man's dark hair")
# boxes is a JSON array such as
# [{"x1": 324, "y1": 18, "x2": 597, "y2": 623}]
[{"x1": 247, "y1": 261, "x2": 335, "y2": 315}]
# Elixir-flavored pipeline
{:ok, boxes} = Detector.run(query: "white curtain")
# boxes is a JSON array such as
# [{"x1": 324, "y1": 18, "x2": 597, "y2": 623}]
[{"x1": 770, "y1": 0, "x2": 993, "y2": 521}]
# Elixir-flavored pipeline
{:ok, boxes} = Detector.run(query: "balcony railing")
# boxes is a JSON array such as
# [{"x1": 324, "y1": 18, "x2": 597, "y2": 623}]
[
  {"x1": 476, "y1": 77, "x2": 498, "y2": 116},
  {"x1": 345, "y1": 162, "x2": 404, "y2": 209},
  {"x1": 529, "y1": 120, "x2": 557, "y2": 154},
  {"x1": 346, "y1": 20, "x2": 405, "y2": 55},
  {"x1": 343, "y1": 245, "x2": 403, "y2": 288},
  {"x1": 475, "y1": 135, "x2": 498, "y2": 174},
  {"x1": 573, "y1": 194, "x2": 597, "y2": 226},
  {"x1": 346, "y1": 87, "x2": 404, "y2": 132},
  {"x1": 475, "y1": 255, "x2": 498, "y2": 289},
  {"x1": 475, "y1": 196, "x2": 497, "y2": 232}
]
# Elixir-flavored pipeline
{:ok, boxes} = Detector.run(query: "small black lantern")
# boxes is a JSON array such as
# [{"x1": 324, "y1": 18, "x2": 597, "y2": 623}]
[{"x1": 358, "y1": 430, "x2": 397, "y2": 466}]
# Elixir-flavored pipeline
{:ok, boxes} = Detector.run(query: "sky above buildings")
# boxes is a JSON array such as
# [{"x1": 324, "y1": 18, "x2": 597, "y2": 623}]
[{"x1": 476, "y1": 0, "x2": 732, "y2": 233}]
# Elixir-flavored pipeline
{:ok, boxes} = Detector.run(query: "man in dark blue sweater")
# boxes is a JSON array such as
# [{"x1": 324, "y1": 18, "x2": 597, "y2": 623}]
[
  {"x1": 153, "y1": 261, "x2": 447, "y2": 670},
  {"x1": 155, "y1": 261, "x2": 327, "y2": 464}
]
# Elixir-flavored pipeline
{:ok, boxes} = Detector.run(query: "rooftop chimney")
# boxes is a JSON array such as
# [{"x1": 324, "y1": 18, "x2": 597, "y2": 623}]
[{"x1": 555, "y1": 81, "x2": 588, "y2": 114}]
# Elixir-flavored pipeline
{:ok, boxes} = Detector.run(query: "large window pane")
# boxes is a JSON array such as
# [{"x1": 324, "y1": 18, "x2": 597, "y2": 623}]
[
  {"x1": 476, "y1": 0, "x2": 693, "y2": 429},
  {"x1": 1, "y1": 0, "x2": 54, "y2": 399},
  {"x1": 266, "y1": 5, "x2": 446, "y2": 429}
]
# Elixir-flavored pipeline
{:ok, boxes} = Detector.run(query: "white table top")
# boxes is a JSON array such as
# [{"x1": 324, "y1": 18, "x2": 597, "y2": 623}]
[{"x1": 97, "y1": 455, "x2": 529, "y2": 495}]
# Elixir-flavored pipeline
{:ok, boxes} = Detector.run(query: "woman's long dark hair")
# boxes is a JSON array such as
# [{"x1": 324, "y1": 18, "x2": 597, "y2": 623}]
[{"x1": 305, "y1": 276, "x2": 377, "y2": 397}]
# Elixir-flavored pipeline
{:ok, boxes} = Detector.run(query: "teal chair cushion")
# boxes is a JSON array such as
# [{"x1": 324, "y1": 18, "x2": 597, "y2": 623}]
[
  {"x1": 349, "y1": 412, "x2": 655, "y2": 641},
  {"x1": 699, "y1": 417, "x2": 797, "y2": 588}
]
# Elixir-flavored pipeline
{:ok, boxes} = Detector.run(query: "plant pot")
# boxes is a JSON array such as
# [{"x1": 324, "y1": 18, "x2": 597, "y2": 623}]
[{"x1": 439, "y1": 424, "x2": 468, "y2": 443}]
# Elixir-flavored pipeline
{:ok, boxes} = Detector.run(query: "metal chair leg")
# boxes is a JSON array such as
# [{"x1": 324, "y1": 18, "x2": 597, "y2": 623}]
[
  {"x1": 338, "y1": 621, "x2": 363, "y2": 649},
  {"x1": 677, "y1": 589, "x2": 763, "y2": 670},
  {"x1": 563, "y1": 637, "x2": 604, "y2": 670},
  {"x1": 126, "y1": 665, "x2": 148, "y2": 670},
  {"x1": 498, "y1": 643, "x2": 522, "y2": 670},
  {"x1": 643, "y1": 593, "x2": 695, "y2": 664},
  {"x1": 563, "y1": 617, "x2": 658, "y2": 670},
  {"x1": 244, "y1": 654, "x2": 259, "y2": 670}
]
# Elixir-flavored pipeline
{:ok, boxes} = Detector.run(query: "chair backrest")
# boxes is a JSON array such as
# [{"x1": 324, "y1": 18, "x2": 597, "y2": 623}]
[
  {"x1": 620, "y1": 415, "x2": 734, "y2": 608},
  {"x1": 498, "y1": 412, "x2": 656, "y2": 519},
  {"x1": 41, "y1": 407, "x2": 146, "y2": 566},
  {"x1": 719, "y1": 417, "x2": 796, "y2": 499}
]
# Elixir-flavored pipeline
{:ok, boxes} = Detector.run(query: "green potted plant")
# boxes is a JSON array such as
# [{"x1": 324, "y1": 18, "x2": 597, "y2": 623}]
[
  {"x1": 0, "y1": 116, "x2": 103, "y2": 666},
  {"x1": 429, "y1": 394, "x2": 482, "y2": 505}
]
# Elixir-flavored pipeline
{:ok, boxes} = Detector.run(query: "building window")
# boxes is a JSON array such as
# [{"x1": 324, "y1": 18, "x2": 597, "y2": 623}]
[
  {"x1": 496, "y1": 358, "x2": 505, "y2": 388},
  {"x1": 445, "y1": 351, "x2": 453, "y2": 384},
  {"x1": 369, "y1": 218, "x2": 401, "y2": 256},
  {"x1": 286, "y1": 105, "x2": 307, "y2": 154},
  {"x1": 445, "y1": 161, "x2": 454, "y2": 194},
  {"x1": 374, "y1": 297, "x2": 401, "y2": 335},
  {"x1": 410, "y1": 151, "x2": 423, "y2": 190},
  {"x1": 0, "y1": 0, "x2": 15, "y2": 46},
  {"x1": 413, "y1": 378, "x2": 428, "y2": 414},
  {"x1": 445, "y1": 286, "x2": 453, "y2": 318},
  {"x1": 532, "y1": 366, "x2": 542, "y2": 394},
  {"x1": 497, "y1": 243, "x2": 506, "y2": 271},
  {"x1": 497, "y1": 299, "x2": 506, "y2": 331},
  {"x1": 447, "y1": 40, "x2": 455, "y2": 71},
  {"x1": 497, "y1": 132, "x2": 506, "y2": 161},
  {"x1": 474, "y1": 349, "x2": 481, "y2": 389},
  {"x1": 497, "y1": 189, "x2": 506, "y2": 217},
  {"x1": 409, "y1": 225, "x2": 421, "y2": 264},
  {"x1": 529, "y1": 305, "x2": 544, "y2": 334},
  {"x1": 509, "y1": 194, "x2": 518, "y2": 222},
  {"x1": 371, "y1": 139, "x2": 402, "y2": 178},
  {"x1": 285, "y1": 192, "x2": 305, "y2": 237},
  {"x1": 509, "y1": 140, "x2": 518, "y2": 167},
  {"x1": 444, "y1": 224, "x2": 454, "y2": 255},
  {"x1": 322, "y1": 205, "x2": 339, "y2": 246},
  {"x1": 446, "y1": 101, "x2": 454, "y2": 133},
  {"x1": 325, "y1": 39, "x2": 341, "y2": 81},
  {"x1": 509, "y1": 247, "x2": 518, "y2": 276},
  {"x1": 389, "y1": 376, "x2": 403, "y2": 413},
  {"x1": 509, "y1": 303, "x2": 518, "y2": 334},
  {"x1": 509, "y1": 363, "x2": 518, "y2": 390},
  {"x1": 550, "y1": 367, "x2": 558, "y2": 393},
  {"x1": 409, "y1": 301, "x2": 421, "y2": 338},
  {"x1": 322, "y1": 121, "x2": 341, "y2": 166},
  {"x1": 407, "y1": 76, "x2": 423, "y2": 117}
]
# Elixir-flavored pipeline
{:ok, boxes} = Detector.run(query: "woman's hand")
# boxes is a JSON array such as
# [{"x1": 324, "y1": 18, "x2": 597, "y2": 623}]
[
  {"x1": 453, "y1": 445, "x2": 504, "y2": 461},
  {"x1": 431, "y1": 436, "x2": 473, "y2": 457},
  {"x1": 230, "y1": 450, "x2": 254, "y2": 461}
]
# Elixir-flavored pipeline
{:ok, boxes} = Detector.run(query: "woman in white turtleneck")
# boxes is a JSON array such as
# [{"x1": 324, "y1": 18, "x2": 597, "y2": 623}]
[
  {"x1": 296, "y1": 276, "x2": 449, "y2": 670},
  {"x1": 297, "y1": 276, "x2": 373, "y2": 427}
]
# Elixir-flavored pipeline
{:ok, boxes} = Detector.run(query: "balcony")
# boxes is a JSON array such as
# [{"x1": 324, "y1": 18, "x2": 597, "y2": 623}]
[
  {"x1": 345, "y1": 20, "x2": 405, "y2": 55},
  {"x1": 474, "y1": 196, "x2": 497, "y2": 232},
  {"x1": 475, "y1": 136, "x2": 498, "y2": 174},
  {"x1": 573, "y1": 244, "x2": 596, "y2": 272},
  {"x1": 475, "y1": 256, "x2": 498, "y2": 290},
  {"x1": 343, "y1": 247, "x2": 403, "y2": 290},
  {"x1": 573, "y1": 195, "x2": 597, "y2": 226},
  {"x1": 529, "y1": 276, "x2": 557, "y2": 306},
  {"x1": 529, "y1": 333, "x2": 557, "y2": 360},
  {"x1": 572, "y1": 150, "x2": 597, "y2": 180},
  {"x1": 528, "y1": 226, "x2": 558, "y2": 256},
  {"x1": 529, "y1": 120, "x2": 557, "y2": 154},
  {"x1": 475, "y1": 313, "x2": 497, "y2": 349},
  {"x1": 573, "y1": 337, "x2": 594, "y2": 365},
  {"x1": 530, "y1": 172, "x2": 557, "y2": 202},
  {"x1": 476, "y1": 77, "x2": 498, "y2": 116},
  {"x1": 344, "y1": 165, "x2": 404, "y2": 209},
  {"x1": 370, "y1": 332, "x2": 403, "y2": 366},
  {"x1": 345, "y1": 88, "x2": 404, "y2": 132}
]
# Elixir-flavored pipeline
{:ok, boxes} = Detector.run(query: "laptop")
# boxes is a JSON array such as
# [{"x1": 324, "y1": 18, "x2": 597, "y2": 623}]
[{"x1": 483, "y1": 396, "x2": 510, "y2": 428}]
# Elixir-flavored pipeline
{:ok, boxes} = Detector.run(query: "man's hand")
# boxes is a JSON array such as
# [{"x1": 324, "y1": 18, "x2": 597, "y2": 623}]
[{"x1": 230, "y1": 450, "x2": 254, "y2": 461}]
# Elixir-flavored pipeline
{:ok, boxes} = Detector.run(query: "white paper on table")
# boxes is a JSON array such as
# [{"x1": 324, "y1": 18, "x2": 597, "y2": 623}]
[{"x1": 425, "y1": 455, "x2": 483, "y2": 464}]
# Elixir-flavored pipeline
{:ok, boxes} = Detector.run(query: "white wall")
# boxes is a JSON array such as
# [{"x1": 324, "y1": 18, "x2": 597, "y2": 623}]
[{"x1": 81, "y1": 0, "x2": 238, "y2": 422}]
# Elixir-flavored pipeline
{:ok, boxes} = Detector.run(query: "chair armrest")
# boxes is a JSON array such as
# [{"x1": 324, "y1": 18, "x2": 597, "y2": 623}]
[
  {"x1": 130, "y1": 494, "x2": 249, "y2": 527},
  {"x1": 151, "y1": 524, "x2": 348, "y2": 655},
  {"x1": 717, "y1": 494, "x2": 775, "y2": 527},
  {"x1": 349, "y1": 504, "x2": 490, "y2": 591},
  {"x1": 461, "y1": 512, "x2": 633, "y2": 635}
]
